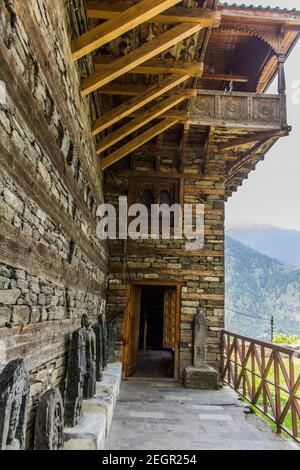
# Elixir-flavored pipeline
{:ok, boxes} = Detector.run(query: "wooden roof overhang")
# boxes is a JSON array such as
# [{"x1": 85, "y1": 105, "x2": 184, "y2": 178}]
[{"x1": 70, "y1": 1, "x2": 300, "y2": 197}]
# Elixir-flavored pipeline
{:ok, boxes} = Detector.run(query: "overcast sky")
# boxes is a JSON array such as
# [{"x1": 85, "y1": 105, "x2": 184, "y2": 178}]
[{"x1": 225, "y1": 0, "x2": 300, "y2": 231}]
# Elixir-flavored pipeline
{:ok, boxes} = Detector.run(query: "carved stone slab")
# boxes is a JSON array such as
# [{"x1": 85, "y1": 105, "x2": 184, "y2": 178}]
[
  {"x1": 108, "y1": 326, "x2": 116, "y2": 364},
  {"x1": 65, "y1": 328, "x2": 87, "y2": 427},
  {"x1": 93, "y1": 318, "x2": 103, "y2": 382},
  {"x1": 34, "y1": 388, "x2": 64, "y2": 450},
  {"x1": 0, "y1": 359, "x2": 30, "y2": 450},
  {"x1": 82, "y1": 314, "x2": 96, "y2": 399},
  {"x1": 101, "y1": 314, "x2": 109, "y2": 369},
  {"x1": 193, "y1": 309, "x2": 207, "y2": 369}
]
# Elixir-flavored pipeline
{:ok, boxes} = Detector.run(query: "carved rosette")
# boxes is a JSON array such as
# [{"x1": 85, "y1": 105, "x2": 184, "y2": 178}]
[
  {"x1": 253, "y1": 99, "x2": 279, "y2": 122},
  {"x1": 34, "y1": 388, "x2": 64, "y2": 450},
  {"x1": 191, "y1": 96, "x2": 215, "y2": 119},
  {"x1": 222, "y1": 96, "x2": 246, "y2": 121}
]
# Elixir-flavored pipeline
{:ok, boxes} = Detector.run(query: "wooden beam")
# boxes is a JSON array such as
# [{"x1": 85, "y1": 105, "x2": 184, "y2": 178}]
[
  {"x1": 219, "y1": 129, "x2": 289, "y2": 151},
  {"x1": 179, "y1": 122, "x2": 190, "y2": 172},
  {"x1": 130, "y1": 109, "x2": 187, "y2": 121},
  {"x1": 96, "y1": 94, "x2": 189, "y2": 154},
  {"x1": 101, "y1": 118, "x2": 179, "y2": 170},
  {"x1": 0, "y1": 138, "x2": 104, "y2": 267},
  {"x1": 203, "y1": 73, "x2": 248, "y2": 83},
  {"x1": 71, "y1": 0, "x2": 182, "y2": 61},
  {"x1": 95, "y1": 56, "x2": 204, "y2": 76},
  {"x1": 87, "y1": 1, "x2": 221, "y2": 26},
  {"x1": 0, "y1": 217, "x2": 105, "y2": 297},
  {"x1": 92, "y1": 74, "x2": 190, "y2": 136},
  {"x1": 82, "y1": 22, "x2": 203, "y2": 95},
  {"x1": 94, "y1": 57, "x2": 245, "y2": 82}
]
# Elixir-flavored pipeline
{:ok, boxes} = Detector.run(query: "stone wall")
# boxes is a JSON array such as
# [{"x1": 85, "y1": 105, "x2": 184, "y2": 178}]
[
  {"x1": 0, "y1": 0, "x2": 107, "y2": 447},
  {"x1": 105, "y1": 144, "x2": 225, "y2": 376}
]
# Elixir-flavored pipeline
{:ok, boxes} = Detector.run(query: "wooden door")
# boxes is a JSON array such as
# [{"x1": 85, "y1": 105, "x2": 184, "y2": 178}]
[
  {"x1": 163, "y1": 288, "x2": 177, "y2": 349},
  {"x1": 126, "y1": 286, "x2": 142, "y2": 377}
]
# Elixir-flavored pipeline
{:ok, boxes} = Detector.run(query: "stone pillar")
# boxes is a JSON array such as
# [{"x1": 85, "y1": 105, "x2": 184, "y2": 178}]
[
  {"x1": 183, "y1": 309, "x2": 220, "y2": 390},
  {"x1": 193, "y1": 309, "x2": 207, "y2": 369}
]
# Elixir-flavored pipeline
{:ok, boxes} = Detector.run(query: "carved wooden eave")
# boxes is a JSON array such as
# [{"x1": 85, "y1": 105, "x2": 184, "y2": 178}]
[{"x1": 68, "y1": 1, "x2": 300, "y2": 195}]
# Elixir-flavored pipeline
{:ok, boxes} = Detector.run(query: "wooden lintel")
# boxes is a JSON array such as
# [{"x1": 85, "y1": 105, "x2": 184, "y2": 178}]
[
  {"x1": 95, "y1": 56, "x2": 204, "y2": 77},
  {"x1": 87, "y1": 1, "x2": 221, "y2": 26},
  {"x1": 71, "y1": 0, "x2": 182, "y2": 60},
  {"x1": 82, "y1": 22, "x2": 203, "y2": 95},
  {"x1": 96, "y1": 94, "x2": 189, "y2": 154},
  {"x1": 92, "y1": 74, "x2": 191, "y2": 136},
  {"x1": 101, "y1": 118, "x2": 179, "y2": 170}
]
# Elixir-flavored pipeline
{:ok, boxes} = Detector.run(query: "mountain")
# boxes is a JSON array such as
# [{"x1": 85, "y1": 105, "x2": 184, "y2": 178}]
[
  {"x1": 226, "y1": 226, "x2": 300, "y2": 268},
  {"x1": 225, "y1": 236, "x2": 300, "y2": 340}
]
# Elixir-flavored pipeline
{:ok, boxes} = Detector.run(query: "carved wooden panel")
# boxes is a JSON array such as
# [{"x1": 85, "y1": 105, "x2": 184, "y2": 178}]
[{"x1": 189, "y1": 91, "x2": 283, "y2": 130}]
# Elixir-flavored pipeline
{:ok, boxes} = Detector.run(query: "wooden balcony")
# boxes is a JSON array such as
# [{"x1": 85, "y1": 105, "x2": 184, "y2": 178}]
[{"x1": 189, "y1": 90, "x2": 287, "y2": 131}]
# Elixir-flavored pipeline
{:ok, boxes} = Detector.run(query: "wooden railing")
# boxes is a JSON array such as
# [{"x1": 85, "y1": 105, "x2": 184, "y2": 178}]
[
  {"x1": 221, "y1": 330, "x2": 300, "y2": 443},
  {"x1": 189, "y1": 91, "x2": 286, "y2": 130}
]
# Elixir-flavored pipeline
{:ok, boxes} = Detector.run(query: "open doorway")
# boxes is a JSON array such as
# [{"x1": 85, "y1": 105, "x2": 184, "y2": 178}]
[{"x1": 123, "y1": 282, "x2": 180, "y2": 380}]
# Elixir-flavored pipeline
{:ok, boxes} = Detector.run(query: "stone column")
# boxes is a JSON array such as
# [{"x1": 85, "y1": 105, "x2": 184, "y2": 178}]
[{"x1": 193, "y1": 309, "x2": 207, "y2": 369}]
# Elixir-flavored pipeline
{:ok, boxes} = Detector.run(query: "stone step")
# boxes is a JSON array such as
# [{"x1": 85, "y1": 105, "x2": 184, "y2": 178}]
[{"x1": 64, "y1": 362, "x2": 122, "y2": 450}]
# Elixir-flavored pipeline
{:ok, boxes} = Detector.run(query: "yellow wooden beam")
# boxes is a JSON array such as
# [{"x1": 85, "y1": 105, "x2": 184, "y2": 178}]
[
  {"x1": 96, "y1": 94, "x2": 189, "y2": 154},
  {"x1": 130, "y1": 109, "x2": 187, "y2": 121},
  {"x1": 87, "y1": 2, "x2": 221, "y2": 26},
  {"x1": 82, "y1": 22, "x2": 203, "y2": 95},
  {"x1": 101, "y1": 118, "x2": 179, "y2": 170},
  {"x1": 94, "y1": 56, "x2": 204, "y2": 77},
  {"x1": 72, "y1": 0, "x2": 182, "y2": 61},
  {"x1": 92, "y1": 74, "x2": 192, "y2": 136}
]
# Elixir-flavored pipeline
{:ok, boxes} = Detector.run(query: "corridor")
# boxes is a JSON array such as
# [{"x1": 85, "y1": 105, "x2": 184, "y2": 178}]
[{"x1": 106, "y1": 380, "x2": 297, "y2": 450}]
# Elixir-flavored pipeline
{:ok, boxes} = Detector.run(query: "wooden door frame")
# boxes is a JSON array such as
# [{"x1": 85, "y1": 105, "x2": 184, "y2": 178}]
[{"x1": 123, "y1": 280, "x2": 182, "y2": 380}]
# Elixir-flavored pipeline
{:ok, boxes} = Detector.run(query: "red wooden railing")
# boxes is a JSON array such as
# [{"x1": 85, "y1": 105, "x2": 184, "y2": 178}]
[{"x1": 221, "y1": 330, "x2": 300, "y2": 443}]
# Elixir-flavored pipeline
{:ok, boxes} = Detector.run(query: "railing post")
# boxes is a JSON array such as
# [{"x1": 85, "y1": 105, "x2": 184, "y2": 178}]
[{"x1": 278, "y1": 53, "x2": 287, "y2": 127}]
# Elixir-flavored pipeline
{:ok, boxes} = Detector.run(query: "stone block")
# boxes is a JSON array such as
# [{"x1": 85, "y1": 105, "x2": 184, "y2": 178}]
[
  {"x1": 3, "y1": 188, "x2": 24, "y2": 214},
  {"x1": 64, "y1": 405, "x2": 106, "y2": 450},
  {"x1": 0, "y1": 307, "x2": 11, "y2": 327},
  {"x1": 0, "y1": 289, "x2": 22, "y2": 305},
  {"x1": 183, "y1": 366, "x2": 220, "y2": 390},
  {"x1": 12, "y1": 306, "x2": 31, "y2": 325}
]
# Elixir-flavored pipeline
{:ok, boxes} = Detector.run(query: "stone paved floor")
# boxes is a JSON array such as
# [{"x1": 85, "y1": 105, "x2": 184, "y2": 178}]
[{"x1": 106, "y1": 379, "x2": 298, "y2": 450}]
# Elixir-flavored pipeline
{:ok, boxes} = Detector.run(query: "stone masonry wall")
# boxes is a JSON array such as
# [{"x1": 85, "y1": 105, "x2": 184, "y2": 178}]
[
  {"x1": 0, "y1": 0, "x2": 107, "y2": 447},
  {"x1": 105, "y1": 144, "x2": 225, "y2": 377}
]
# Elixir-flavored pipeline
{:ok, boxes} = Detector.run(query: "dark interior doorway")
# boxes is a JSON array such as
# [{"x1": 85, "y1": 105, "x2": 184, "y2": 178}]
[{"x1": 133, "y1": 286, "x2": 174, "y2": 378}]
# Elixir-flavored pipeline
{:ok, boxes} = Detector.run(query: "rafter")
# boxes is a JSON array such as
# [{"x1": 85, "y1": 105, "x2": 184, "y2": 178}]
[
  {"x1": 219, "y1": 129, "x2": 289, "y2": 151},
  {"x1": 100, "y1": 118, "x2": 179, "y2": 170},
  {"x1": 71, "y1": 0, "x2": 182, "y2": 61},
  {"x1": 82, "y1": 22, "x2": 203, "y2": 95},
  {"x1": 96, "y1": 94, "x2": 190, "y2": 155},
  {"x1": 87, "y1": 1, "x2": 221, "y2": 26},
  {"x1": 95, "y1": 56, "x2": 204, "y2": 77},
  {"x1": 92, "y1": 74, "x2": 191, "y2": 136}
]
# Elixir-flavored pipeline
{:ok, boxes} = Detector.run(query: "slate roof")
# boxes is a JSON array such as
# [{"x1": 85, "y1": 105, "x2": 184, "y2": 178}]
[{"x1": 221, "y1": 2, "x2": 299, "y2": 13}]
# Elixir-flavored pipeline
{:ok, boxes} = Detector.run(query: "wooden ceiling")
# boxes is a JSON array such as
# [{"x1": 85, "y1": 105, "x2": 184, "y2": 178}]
[{"x1": 70, "y1": 0, "x2": 300, "y2": 195}]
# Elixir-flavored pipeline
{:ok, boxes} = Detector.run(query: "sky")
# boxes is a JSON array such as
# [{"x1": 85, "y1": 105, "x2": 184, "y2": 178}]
[{"x1": 225, "y1": 0, "x2": 300, "y2": 231}]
